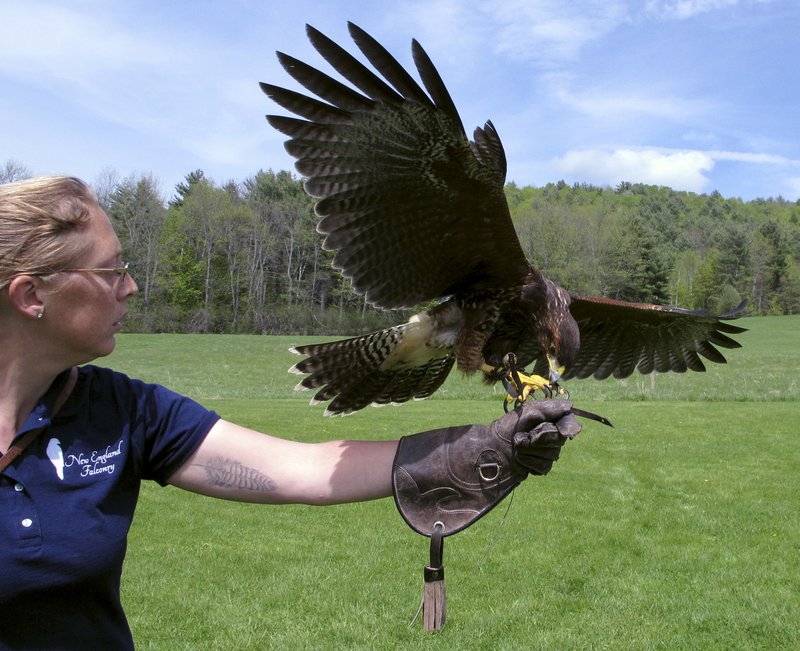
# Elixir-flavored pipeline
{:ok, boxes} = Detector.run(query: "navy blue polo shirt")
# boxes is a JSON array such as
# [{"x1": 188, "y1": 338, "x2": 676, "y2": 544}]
[{"x1": 0, "y1": 365, "x2": 220, "y2": 650}]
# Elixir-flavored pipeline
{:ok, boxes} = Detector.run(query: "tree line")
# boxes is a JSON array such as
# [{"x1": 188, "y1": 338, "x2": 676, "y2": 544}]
[
  {"x1": 3, "y1": 160, "x2": 799, "y2": 334},
  {"x1": 507, "y1": 180, "x2": 800, "y2": 317}
]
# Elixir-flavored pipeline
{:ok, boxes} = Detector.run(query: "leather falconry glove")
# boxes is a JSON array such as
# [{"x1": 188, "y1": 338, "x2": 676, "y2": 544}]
[
  {"x1": 392, "y1": 399, "x2": 581, "y2": 630},
  {"x1": 392, "y1": 399, "x2": 581, "y2": 538}
]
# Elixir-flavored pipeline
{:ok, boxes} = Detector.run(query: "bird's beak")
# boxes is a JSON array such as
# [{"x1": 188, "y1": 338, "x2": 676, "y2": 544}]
[{"x1": 547, "y1": 353, "x2": 565, "y2": 383}]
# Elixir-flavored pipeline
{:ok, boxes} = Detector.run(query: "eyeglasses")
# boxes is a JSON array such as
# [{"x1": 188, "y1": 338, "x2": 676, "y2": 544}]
[
  {"x1": 0, "y1": 262, "x2": 130, "y2": 290},
  {"x1": 61, "y1": 262, "x2": 130, "y2": 281}
]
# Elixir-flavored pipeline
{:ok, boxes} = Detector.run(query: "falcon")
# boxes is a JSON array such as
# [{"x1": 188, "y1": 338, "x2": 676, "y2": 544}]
[{"x1": 260, "y1": 22, "x2": 746, "y2": 416}]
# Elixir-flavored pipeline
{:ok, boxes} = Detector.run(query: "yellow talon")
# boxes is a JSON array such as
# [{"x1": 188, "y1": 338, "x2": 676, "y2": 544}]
[
  {"x1": 483, "y1": 358, "x2": 562, "y2": 411},
  {"x1": 513, "y1": 369, "x2": 552, "y2": 396}
]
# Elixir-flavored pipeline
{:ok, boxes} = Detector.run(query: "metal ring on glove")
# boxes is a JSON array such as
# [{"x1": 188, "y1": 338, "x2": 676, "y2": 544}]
[{"x1": 477, "y1": 462, "x2": 501, "y2": 482}]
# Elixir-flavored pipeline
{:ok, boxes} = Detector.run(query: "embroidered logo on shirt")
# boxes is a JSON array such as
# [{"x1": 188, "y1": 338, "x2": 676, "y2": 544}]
[
  {"x1": 63, "y1": 440, "x2": 124, "y2": 478},
  {"x1": 46, "y1": 438, "x2": 65, "y2": 480}
]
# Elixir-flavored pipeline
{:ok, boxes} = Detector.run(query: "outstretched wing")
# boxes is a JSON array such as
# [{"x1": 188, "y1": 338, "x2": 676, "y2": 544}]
[
  {"x1": 261, "y1": 22, "x2": 528, "y2": 309},
  {"x1": 566, "y1": 295, "x2": 747, "y2": 380}
]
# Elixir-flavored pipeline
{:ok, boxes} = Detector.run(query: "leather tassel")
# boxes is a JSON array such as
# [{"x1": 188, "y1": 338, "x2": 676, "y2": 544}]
[{"x1": 422, "y1": 524, "x2": 446, "y2": 630}]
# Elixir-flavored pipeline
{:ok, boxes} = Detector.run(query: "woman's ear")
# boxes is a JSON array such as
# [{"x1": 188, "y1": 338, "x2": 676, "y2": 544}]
[{"x1": 5, "y1": 275, "x2": 46, "y2": 321}]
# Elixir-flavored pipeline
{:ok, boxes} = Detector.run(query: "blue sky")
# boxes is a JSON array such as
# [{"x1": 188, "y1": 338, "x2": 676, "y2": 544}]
[{"x1": 1, "y1": 0, "x2": 798, "y2": 202}]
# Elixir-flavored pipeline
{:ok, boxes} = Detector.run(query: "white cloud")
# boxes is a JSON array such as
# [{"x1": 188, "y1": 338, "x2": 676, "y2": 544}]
[
  {"x1": 643, "y1": 0, "x2": 780, "y2": 21},
  {"x1": 0, "y1": 1, "x2": 273, "y2": 169},
  {"x1": 644, "y1": 0, "x2": 740, "y2": 20},
  {"x1": 488, "y1": 0, "x2": 629, "y2": 65},
  {"x1": 404, "y1": 0, "x2": 630, "y2": 68},
  {"x1": 0, "y1": 3, "x2": 184, "y2": 81},
  {"x1": 553, "y1": 148, "x2": 715, "y2": 190},
  {"x1": 554, "y1": 85, "x2": 712, "y2": 122},
  {"x1": 552, "y1": 146, "x2": 800, "y2": 195},
  {"x1": 708, "y1": 150, "x2": 795, "y2": 165}
]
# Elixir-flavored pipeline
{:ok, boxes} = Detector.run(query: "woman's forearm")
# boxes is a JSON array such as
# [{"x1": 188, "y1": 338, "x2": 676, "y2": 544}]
[{"x1": 167, "y1": 419, "x2": 398, "y2": 505}]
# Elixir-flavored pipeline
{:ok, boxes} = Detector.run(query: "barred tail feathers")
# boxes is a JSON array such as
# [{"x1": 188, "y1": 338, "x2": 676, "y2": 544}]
[{"x1": 289, "y1": 317, "x2": 455, "y2": 415}]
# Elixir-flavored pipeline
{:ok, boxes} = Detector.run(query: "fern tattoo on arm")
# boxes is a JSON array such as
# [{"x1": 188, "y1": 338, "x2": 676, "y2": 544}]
[{"x1": 201, "y1": 457, "x2": 277, "y2": 493}]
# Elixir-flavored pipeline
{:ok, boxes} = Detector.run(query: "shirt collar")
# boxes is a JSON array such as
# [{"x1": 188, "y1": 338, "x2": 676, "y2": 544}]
[{"x1": 16, "y1": 368, "x2": 76, "y2": 437}]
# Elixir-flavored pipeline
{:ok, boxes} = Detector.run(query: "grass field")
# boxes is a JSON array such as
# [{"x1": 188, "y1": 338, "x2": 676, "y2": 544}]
[{"x1": 106, "y1": 315, "x2": 799, "y2": 649}]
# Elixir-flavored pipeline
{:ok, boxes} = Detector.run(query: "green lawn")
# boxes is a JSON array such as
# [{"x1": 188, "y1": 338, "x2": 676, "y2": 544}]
[{"x1": 105, "y1": 315, "x2": 799, "y2": 649}]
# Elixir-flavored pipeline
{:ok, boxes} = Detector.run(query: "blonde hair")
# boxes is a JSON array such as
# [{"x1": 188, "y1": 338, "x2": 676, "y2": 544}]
[{"x1": 0, "y1": 176, "x2": 97, "y2": 290}]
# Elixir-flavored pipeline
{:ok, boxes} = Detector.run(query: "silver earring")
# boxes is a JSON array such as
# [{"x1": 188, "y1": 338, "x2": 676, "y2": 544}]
[{"x1": 36, "y1": 312, "x2": 44, "y2": 319}]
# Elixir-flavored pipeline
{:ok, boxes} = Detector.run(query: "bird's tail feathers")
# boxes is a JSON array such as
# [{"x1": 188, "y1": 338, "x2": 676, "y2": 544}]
[{"x1": 289, "y1": 322, "x2": 454, "y2": 415}]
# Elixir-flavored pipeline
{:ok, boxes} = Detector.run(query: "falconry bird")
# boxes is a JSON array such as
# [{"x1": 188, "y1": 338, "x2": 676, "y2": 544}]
[{"x1": 261, "y1": 22, "x2": 746, "y2": 416}]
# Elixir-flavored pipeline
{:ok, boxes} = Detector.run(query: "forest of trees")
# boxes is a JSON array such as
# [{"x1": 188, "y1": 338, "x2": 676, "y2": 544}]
[{"x1": 4, "y1": 159, "x2": 799, "y2": 335}]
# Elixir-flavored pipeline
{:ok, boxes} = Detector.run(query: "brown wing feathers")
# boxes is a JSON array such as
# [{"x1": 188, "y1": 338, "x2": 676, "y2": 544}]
[
  {"x1": 567, "y1": 295, "x2": 746, "y2": 380},
  {"x1": 262, "y1": 22, "x2": 526, "y2": 310}
]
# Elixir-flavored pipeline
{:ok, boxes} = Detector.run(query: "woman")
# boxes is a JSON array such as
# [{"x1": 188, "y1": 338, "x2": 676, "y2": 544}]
[{"x1": 0, "y1": 176, "x2": 579, "y2": 649}]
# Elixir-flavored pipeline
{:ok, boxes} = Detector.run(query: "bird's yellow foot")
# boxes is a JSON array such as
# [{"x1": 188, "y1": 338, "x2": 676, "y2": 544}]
[{"x1": 482, "y1": 356, "x2": 564, "y2": 412}]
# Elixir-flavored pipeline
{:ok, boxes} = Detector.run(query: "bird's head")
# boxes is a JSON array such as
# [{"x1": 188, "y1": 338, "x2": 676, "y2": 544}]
[
  {"x1": 539, "y1": 286, "x2": 579, "y2": 383},
  {"x1": 517, "y1": 269, "x2": 580, "y2": 382}
]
